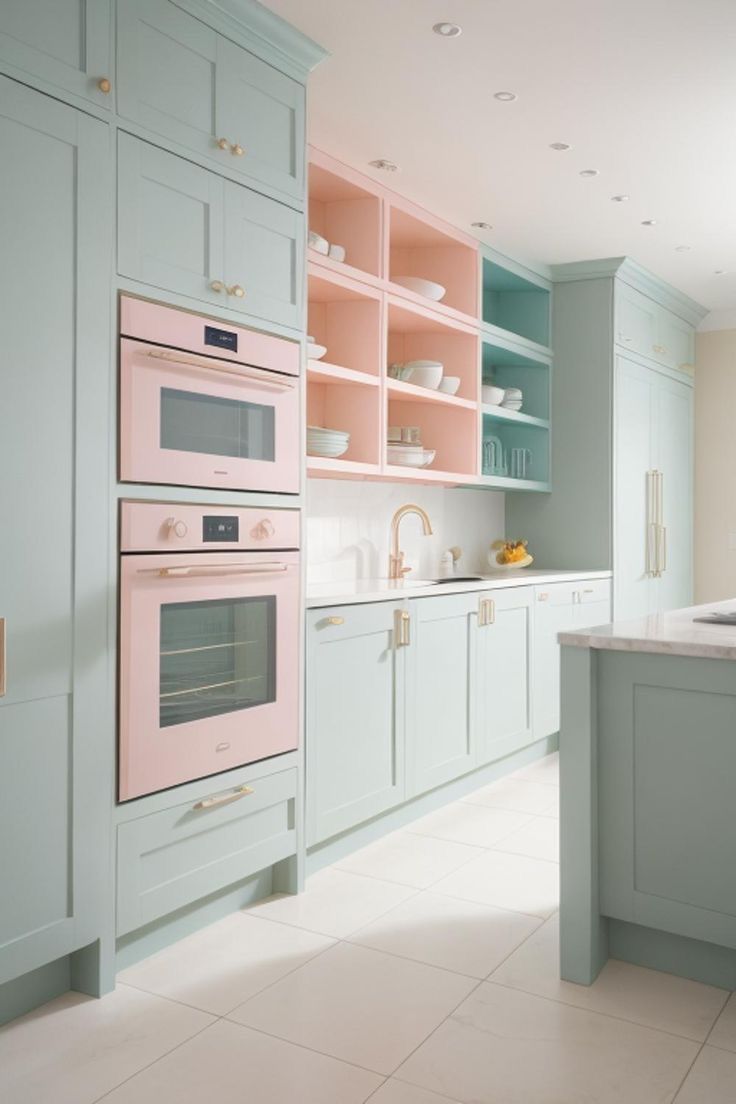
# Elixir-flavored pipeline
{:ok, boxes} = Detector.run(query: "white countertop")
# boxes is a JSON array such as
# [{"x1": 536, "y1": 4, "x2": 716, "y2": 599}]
[
  {"x1": 560, "y1": 599, "x2": 736, "y2": 660},
  {"x1": 305, "y1": 569, "x2": 612, "y2": 609}
]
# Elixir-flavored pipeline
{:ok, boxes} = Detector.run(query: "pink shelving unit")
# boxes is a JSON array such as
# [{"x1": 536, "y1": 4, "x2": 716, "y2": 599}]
[
  {"x1": 308, "y1": 148, "x2": 383, "y2": 284},
  {"x1": 387, "y1": 200, "x2": 479, "y2": 321}
]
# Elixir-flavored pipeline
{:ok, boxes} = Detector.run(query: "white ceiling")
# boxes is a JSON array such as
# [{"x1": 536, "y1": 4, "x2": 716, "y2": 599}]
[{"x1": 263, "y1": 0, "x2": 736, "y2": 312}]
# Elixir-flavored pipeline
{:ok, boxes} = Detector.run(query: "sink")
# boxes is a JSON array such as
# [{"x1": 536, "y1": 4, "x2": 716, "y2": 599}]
[{"x1": 431, "y1": 575, "x2": 485, "y2": 584}]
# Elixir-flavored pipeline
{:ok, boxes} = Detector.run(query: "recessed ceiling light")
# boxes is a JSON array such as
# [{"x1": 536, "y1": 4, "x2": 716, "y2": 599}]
[
  {"x1": 432, "y1": 21, "x2": 462, "y2": 37},
  {"x1": 611, "y1": 194, "x2": 630, "y2": 202},
  {"x1": 471, "y1": 221, "x2": 493, "y2": 231},
  {"x1": 494, "y1": 91, "x2": 517, "y2": 102},
  {"x1": 549, "y1": 142, "x2": 571, "y2": 151},
  {"x1": 641, "y1": 219, "x2": 657, "y2": 226},
  {"x1": 369, "y1": 158, "x2": 398, "y2": 172},
  {"x1": 579, "y1": 169, "x2": 599, "y2": 177},
  {"x1": 714, "y1": 269, "x2": 729, "y2": 276},
  {"x1": 675, "y1": 245, "x2": 691, "y2": 252}
]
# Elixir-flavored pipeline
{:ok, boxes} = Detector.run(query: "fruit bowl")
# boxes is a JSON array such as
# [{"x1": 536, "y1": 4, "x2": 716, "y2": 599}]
[{"x1": 487, "y1": 553, "x2": 534, "y2": 571}]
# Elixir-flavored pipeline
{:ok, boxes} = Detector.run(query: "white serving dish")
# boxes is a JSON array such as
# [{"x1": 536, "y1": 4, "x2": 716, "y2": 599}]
[
  {"x1": 401, "y1": 360, "x2": 443, "y2": 390},
  {"x1": 328, "y1": 243, "x2": 346, "y2": 263},
  {"x1": 487, "y1": 552, "x2": 534, "y2": 571},
  {"x1": 393, "y1": 276, "x2": 446, "y2": 302},
  {"x1": 437, "y1": 376, "x2": 461, "y2": 395},
  {"x1": 307, "y1": 343, "x2": 327, "y2": 360},
  {"x1": 482, "y1": 384, "x2": 505, "y2": 406},
  {"x1": 387, "y1": 445, "x2": 436, "y2": 468},
  {"x1": 308, "y1": 441, "x2": 349, "y2": 459},
  {"x1": 308, "y1": 230, "x2": 329, "y2": 255}
]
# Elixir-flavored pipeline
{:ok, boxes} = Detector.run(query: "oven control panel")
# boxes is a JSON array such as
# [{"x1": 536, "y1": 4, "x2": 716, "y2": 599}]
[{"x1": 120, "y1": 501, "x2": 300, "y2": 552}]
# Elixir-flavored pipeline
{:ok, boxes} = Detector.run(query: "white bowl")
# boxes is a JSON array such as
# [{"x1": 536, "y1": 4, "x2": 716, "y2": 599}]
[
  {"x1": 308, "y1": 230, "x2": 329, "y2": 255},
  {"x1": 328, "y1": 243, "x2": 346, "y2": 263},
  {"x1": 393, "y1": 276, "x2": 446, "y2": 302},
  {"x1": 437, "y1": 376, "x2": 460, "y2": 395},
  {"x1": 487, "y1": 553, "x2": 534, "y2": 571},
  {"x1": 307, "y1": 343, "x2": 327, "y2": 360},
  {"x1": 482, "y1": 384, "x2": 505, "y2": 406},
  {"x1": 387, "y1": 446, "x2": 436, "y2": 468},
  {"x1": 402, "y1": 360, "x2": 443, "y2": 390},
  {"x1": 308, "y1": 441, "x2": 349, "y2": 459},
  {"x1": 501, "y1": 400, "x2": 523, "y2": 411},
  {"x1": 504, "y1": 387, "x2": 522, "y2": 399}
]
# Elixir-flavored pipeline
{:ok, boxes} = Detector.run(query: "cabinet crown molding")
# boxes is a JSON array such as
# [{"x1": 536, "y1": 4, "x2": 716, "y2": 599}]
[{"x1": 551, "y1": 256, "x2": 707, "y2": 328}]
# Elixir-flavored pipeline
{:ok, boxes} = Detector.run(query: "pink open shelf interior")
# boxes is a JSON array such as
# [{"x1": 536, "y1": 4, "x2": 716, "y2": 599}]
[
  {"x1": 309, "y1": 162, "x2": 383, "y2": 280},
  {"x1": 388, "y1": 205, "x2": 478, "y2": 318}
]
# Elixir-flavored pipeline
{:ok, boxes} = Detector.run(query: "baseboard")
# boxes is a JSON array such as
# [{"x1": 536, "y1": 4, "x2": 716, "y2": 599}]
[
  {"x1": 609, "y1": 919, "x2": 736, "y2": 990},
  {"x1": 0, "y1": 957, "x2": 71, "y2": 1027}
]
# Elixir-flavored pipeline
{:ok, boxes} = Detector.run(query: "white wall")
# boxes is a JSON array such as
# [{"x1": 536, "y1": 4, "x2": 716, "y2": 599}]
[
  {"x1": 694, "y1": 328, "x2": 736, "y2": 603},
  {"x1": 306, "y1": 479, "x2": 505, "y2": 583}
]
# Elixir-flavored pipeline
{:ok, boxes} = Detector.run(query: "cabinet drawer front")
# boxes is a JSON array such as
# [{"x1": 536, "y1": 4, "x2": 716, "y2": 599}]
[
  {"x1": 616, "y1": 283, "x2": 658, "y2": 359},
  {"x1": 0, "y1": 0, "x2": 112, "y2": 108},
  {"x1": 117, "y1": 768, "x2": 296, "y2": 936},
  {"x1": 576, "y1": 579, "x2": 612, "y2": 607},
  {"x1": 224, "y1": 181, "x2": 303, "y2": 331},
  {"x1": 217, "y1": 37, "x2": 304, "y2": 202},
  {"x1": 534, "y1": 582, "x2": 578, "y2": 609},
  {"x1": 117, "y1": 133, "x2": 225, "y2": 308}
]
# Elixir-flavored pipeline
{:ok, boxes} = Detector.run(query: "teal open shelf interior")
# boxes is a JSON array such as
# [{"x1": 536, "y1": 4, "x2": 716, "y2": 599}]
[
  {"x1": 482, "y1": 413, "x2": 550, "y2": 484},
  {"x1": 482, "y1": 340, "x2": 551, "y2": 422},
  {"x1": 482, "y1": 258, "x2": 551, "y2": 347}
]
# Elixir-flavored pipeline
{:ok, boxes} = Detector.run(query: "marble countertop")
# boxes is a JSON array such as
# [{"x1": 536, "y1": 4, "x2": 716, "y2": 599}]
[
  {"x1": 560, "y1": 599, "x2": 736, "y2": 660},
  {"x1": 305, "y1": 569, "x2": 612, "y2": 609}
]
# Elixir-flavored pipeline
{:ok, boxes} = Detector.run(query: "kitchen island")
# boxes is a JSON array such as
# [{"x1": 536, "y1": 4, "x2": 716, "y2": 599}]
[{"x1": 559, "y1": 600, "x2": 736, "y2": 990}]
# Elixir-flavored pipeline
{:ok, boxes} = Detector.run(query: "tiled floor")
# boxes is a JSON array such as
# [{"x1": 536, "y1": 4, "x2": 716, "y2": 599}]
[{"x1": 2, "y1": 751, "x2": 735, "y2": 1103}]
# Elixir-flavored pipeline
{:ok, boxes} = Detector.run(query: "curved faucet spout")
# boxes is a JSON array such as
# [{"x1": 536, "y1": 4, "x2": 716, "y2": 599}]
[{"x1": 389, "y1": 504, "x2": 434, "y2": 580}]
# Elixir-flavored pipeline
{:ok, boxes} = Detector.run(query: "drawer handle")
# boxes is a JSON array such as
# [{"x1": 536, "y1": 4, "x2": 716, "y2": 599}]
[
  {"x1": 227, "y1": 284, "x2": 246, "y2": 298},
  {"x1": 217, "y1": 136, "x2": 233, "y2": 151},
  {"x1": 478, "y1": 598, "x2": 495, "y2": 626},
  {"x1": 395, "y1": 608, "x2": 411, "y2": 646},
  {"x1": 324, "y1": 616, "x2": 344, "y2": 626},
  {"x1": 231, "y1": 143, "x2": 245, "y2": 157},
  {"x1": 210, "y1": 280, "x2": 225, "y2": 293},
  {"x1": 97, "y1": 77, "x2": 112, "y2": 94},
  {"x1": 537, "y1": 592, "x2": 549, "y2": 602},
  {"x1": 193, "y1": 784, "x2": 253, "y2": 810}
]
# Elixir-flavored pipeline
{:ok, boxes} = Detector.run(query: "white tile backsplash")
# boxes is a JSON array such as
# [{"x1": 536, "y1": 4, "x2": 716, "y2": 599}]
[{"x1": 306, "y1": 480, "x2": 505, "y2": 583}]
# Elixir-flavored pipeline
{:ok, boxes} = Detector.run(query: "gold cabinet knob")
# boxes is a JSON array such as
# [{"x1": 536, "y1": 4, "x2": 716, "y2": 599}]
[
  {"x1": 231, "y1": 143, "x2": 245, "y2": 157},
  {"x1": 325, "y1": 616, "x2": 344, "y2": 626},
  {"x1": 210, "y1": 280, "x2": 225, "y2": 293},
  {"x1": 217, "y1": 137, "x2": 231, "y2": 151},
  {"x1": 98, "y1": 77, "x2": 112, "y2": 94},
  {"x1": 227, "y1": 284, "x2": 245, "y2": 298}
]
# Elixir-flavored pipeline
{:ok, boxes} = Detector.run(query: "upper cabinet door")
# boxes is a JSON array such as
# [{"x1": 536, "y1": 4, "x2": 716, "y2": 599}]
[
  {"x1": 616, "y1": 283, "x2": 658, "y2": 360},
  {"x1": 217, "y1": 37, "x2": 305, "y2": 203},
  {"x1": 657, "y1": 310, "x2": 695, "y2": 372},
  {"x1": 224, "y1": 180, "x2": 303, "y2": 330},
  {"x1": 0, "y1": 0, "x2": 112, "y2": 108},
  {"x1": 118, "y1": 134, "x2": 226, "y2": 309}
]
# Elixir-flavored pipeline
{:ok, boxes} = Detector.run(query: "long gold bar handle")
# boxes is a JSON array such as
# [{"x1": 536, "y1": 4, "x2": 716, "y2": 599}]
[
  {"x1": 395, "y1": 609, "x2": 410, "y2": 646},
  {"x1": 193, "y1": 784, "x2": 253, "y2": 811},
  {"x1": 645, "y1": 470, "x2": 656, "y2": 577},
  {"x1": 0, "y1": 618, "x2": 5, "y2": 697},
  {"x1": 478, "y1": 598, "x2": 496, "y2": 626}
]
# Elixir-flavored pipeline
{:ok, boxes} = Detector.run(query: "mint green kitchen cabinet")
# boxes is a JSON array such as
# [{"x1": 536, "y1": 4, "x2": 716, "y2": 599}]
[
  {"x1": 0, "y1": 0, "x2": 112, "y2": 109},
  {"x1": 617, "y1": 280, "x2": 696, "y2": 372},
  {"x1": 118, "y1": 133, "x2": 302, "y2": 330},
  {"x1": 475, "y1": 587, "x2": 534, "y2": 762},
  {"x1": 533, "y1": 580, "x2": 612, "y2": 739},
  {"x1": 0, "y1": 77, "x2": 112, "y2": 995},
  {"x1": 306, "y1": 603, "x2": 407, "y2": 847},
  {"x1": 117, "y1": 0, "x2": 304, "y2": 204},
  {"x1": 405, "y1": 593, "x2": 479, "y2": 797}
]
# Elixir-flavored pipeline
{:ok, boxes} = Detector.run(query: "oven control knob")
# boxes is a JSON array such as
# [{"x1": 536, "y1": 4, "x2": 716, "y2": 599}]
[
  {"x1": 252, "y1": 519, "x2": 275, "y2": 540},
  {"x1": 165, "y1": 517, "x2": 188, "y2": 539}
]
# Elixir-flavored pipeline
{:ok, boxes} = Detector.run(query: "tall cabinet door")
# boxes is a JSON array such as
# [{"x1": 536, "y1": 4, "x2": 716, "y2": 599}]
[
  {"x1": 532, "y1": 584, "x2": 578, "y2": 740},
  {"x1": 0, "y1": 77, "x2": 112, "y2": 984},
  {"x1": 614, "y1": 356, "x2": 657, "y2": 620},
  {"x1": 306, "y1": 603, "x2": 406, "y2": 846},
  {"x1": 475, "y1": 587, "x2": 533, "y2": 763},
  {"x1": 406, "y1": 593, "x2": 478, "y2": 797},
  {"x1": 655, "y1": 373, "x2": 693, "y2": 611},
  {"x1": 0, "y1": 0, "x2": 112, "y2": 108}
]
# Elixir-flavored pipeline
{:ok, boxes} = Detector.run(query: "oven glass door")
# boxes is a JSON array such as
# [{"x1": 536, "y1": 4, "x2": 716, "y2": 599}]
[
  {"x1": 120, "y1": 340, "x2": 300, "y2": 493},
  {"x1": 119, "y1": 552, "x2": 299, "y2": 800}
]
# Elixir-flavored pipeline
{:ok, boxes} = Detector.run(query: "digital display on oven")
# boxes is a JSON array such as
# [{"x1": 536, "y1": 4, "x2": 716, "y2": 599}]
[
  {"x1": 204, "y1": 324, "x2": 238, "y2": 353},
  {"x1": 203, "y1": 515, "x2": 239, "y2": 542}
]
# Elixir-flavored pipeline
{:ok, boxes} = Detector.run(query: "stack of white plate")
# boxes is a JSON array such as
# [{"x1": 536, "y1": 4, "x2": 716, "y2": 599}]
[
  {"x1": 501, "y1": 387, "x2": 523, "y2": 412},
  {"x1": 386, "y1": 443, "x2": 436, "y2": 468},
  {"x1": 307, "y1": 425, "x2": 350, "y2": 458}
]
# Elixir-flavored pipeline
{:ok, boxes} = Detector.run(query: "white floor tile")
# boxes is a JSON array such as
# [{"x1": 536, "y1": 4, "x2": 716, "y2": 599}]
[
  {"x1": 432, "y1": 848, "x2": 559, "y2": 918},
  {"x1": 708, "y1": 992, "x2": 736, "y2": 1052},
  {"x1": 370, "y1": 1080, "x2": 461, "y2": 1104},
  {"x1": 335, "y1": 830, "x2": 484, "y2": 889},
  {"x1": 244, "y1": 866, "x2": 415, "y2": 938},
  {"x1": 0, "y1": 985, "x2": 212, "y2": 1104},
  {"x1": 463, "y1": 776, "x2": 559, "y2": 816},
  {"x1": 514, "y1": 751, "x2": 559, "y2": 786},
  {"x1": 229, "y1": 940, "x2": 476, "y2": 1075},
  {"x1": 406, "y1": 801, "x2": 532, "y2": 849},
  {"x1": 674, "y1": 1044, "x2": 736, "y2": 1103},
  {"x1": 397, "y1": 981, "x2": 699, "y2": 1104},
  {"x1": 102, "y1": 1019, "x2": 382, "y2": 1103},
  {"x1": 349, "y1": 890, "x2": 540, "y2": 978},
  {"x1": 118, "y1": 911, "x2": 334, "y2": 1015},
  {"x1": 494, "y1": 815, "x2": 560, "y2": 862},
  {"x1": 491, "y1": 914, "x2": 728, "y2": 1041}
]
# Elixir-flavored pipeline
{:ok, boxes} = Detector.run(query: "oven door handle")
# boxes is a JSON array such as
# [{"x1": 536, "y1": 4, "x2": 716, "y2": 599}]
[
  {"x1": 140, "y1": 563, "x2": 290, "y2": 578},
  {"x1": 145, "y1": 348, "x2": 296, "y2": 391}
]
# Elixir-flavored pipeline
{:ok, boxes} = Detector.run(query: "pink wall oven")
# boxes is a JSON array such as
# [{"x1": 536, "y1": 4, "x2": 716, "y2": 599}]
[
  {"x1": 120, "y1": 297, "x2": 300, "y2": 494},
  {"x1": 119, "y1": 501, "x2": 300, "y2": 801}
]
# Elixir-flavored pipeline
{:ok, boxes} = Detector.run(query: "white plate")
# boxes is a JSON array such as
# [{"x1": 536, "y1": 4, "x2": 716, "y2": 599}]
[
  {"x1": 393, "y1": 276, "x2": 446, "y2": 301},
  {"x1": 307, "y1": 343, "x2": 327, "y2": 360}
]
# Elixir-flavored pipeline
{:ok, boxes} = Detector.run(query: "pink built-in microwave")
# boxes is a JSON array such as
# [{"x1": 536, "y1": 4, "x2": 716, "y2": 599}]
[{"x1": 119, "y1": 297, "x2": 300, "y2": 494}]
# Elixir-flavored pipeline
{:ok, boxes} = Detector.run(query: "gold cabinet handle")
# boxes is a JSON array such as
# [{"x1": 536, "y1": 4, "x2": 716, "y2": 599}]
[
  {"x1": 227, "y1": 284, "x2": 245, "y2": 298},
  {"x1": 217, "y1": 137, "x2": 232, "y2": 151},
  {"x1": 324, "y1": 615, "x2": 344, "y2": 626},
  {"x1": 231, "y1": 143, "x2": 245, "y2": 157},
  {"x1": 395, "y1": 608, "x2": 411, "y2": 646},
  {"x1": 193, "y1": 784, "x2": 253, "y2": 810},
  {"x1": 537, "y1": 592, "x2": 549, "y2": 602},
  {"x1": 0, "y1": 617, "x2": 6, "y2": 697},
  {"x1": 97, "y1": 77, "x2": 112, "y2": 94},
  {"x1": 478, "y1": 598, "x2": 495, "y2": 626},
  {"x1": 210, "y1": 280, "x2": 225, "y2": 293}
]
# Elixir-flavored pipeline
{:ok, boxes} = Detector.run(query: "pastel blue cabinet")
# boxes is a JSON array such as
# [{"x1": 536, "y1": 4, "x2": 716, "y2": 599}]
[
  {"x1": 118, "y1": 133, "x2": 302, "y2": 330},
  {"x1": 617, "y1": 281, "x2": 696, "y2": 373},
  {"x1": 405, "y1": 593, "x2": 478, "y2": 797},
  {"x1": 117, "y1": 0, "x2": 304, "y2": 204},
  {"x1": 0, "y1": 0, "x2": 112, "y2": 109},
  {"x1": 306, "y1": 603, "x2": 406, "y2": 847},
  {"x1": 475, "y1": 587, "x2": 533, "y2": 762},
  {"x1": 0, "y1": 77, "x2": 112, "y2": 989}
]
